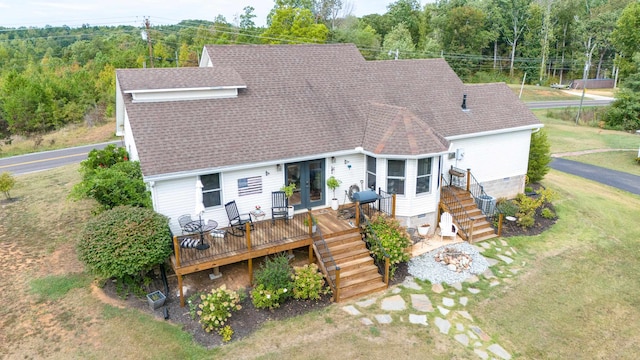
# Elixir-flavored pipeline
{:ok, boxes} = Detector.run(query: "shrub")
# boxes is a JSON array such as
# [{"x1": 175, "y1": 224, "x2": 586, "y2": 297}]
[
  {"x1": 251, "y1": 253, "x2": 294, "y2": 309},
  {"x1": 517, "y1": 213, "x2": 535, "y2": 228},
  {"x1": 218, "y1": 325, "x2": 234, "y2": 342},
  {"x1": 251, "y1": 284, "x2": 289, "y2": 310},
  {"x1": 527, "y1": 129, "x2": 552, "y2": 183},
  {"x1": 495, "y1": 199, "x2": 519, "y2": 217},
  {"x1": 80, "y1": 144, "x2": 128, "y2": 174},
  {"x1": 0, "y1": 171, "x2": 16, "y2": 200},
  {"x1": 77, "y1": 206, "x2": 171, "y2": 286},
  {"x1": 71, "y1": 161, "x2": 151, "y2": 210},
  {"x1": 637, "y1": 157, "x2": 640, "y2": 164},
  {"x1": 541, "y1": 207, "x2": 556, "y2": 219},
  {"x1": 197, "y1": 285, "x2": 242, "y2": 333},
  {"x1": 291, "y1": 263, "x2": 328, "y2": 300},
  {"x1": 365, "y1": 214, "x2": 411, "y2": 278}
]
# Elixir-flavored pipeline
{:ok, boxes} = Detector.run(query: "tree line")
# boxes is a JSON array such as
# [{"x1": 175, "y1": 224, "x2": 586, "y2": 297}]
[{"x1": 1, "y1": 0, "x2": 640, "y2": 146}]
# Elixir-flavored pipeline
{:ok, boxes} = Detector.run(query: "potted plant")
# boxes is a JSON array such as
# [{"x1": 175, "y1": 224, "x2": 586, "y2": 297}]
[
  {"x1": 418, "y1": 223, "x2": 431, "y2": 236},
  {"x1": 280, "y1": 183, "x2": 296, "y2": 219},
  {"x1": 326, "y1": 176, "x2": 341, "y2": 210},
  {"x1": 146, "y1": 290, "x2": 166, "y2": 310},
  {"x1": 304, "y1": 213, "x2": 318, "y2": 233}
]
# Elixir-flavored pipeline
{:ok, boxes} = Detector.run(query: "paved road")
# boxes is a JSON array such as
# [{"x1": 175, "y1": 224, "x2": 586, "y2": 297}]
[
  {"x1": 0, "y1": 140, "x2": 122, "y2": 175},
  {"x1": 527, "y1": 99, "x2": 612, "y2": 109},
  {"x1": 550, "y1": 158, "x2": 640, "y2": 196}
]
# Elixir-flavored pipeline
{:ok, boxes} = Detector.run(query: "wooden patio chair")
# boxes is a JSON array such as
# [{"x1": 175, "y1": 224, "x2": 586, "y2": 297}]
[
  {"x1": 225, "y1": 200, "x2": 253, "y2": 236},
  {"x1": 271, "y1": 191, "x2": 289, "y2": 224},
  {"x1": 178, "y1": 214, "x2": 194, "y2": 234},
  {"x1": 439, "y1": 212, "x2": 458, "y2": 241}
]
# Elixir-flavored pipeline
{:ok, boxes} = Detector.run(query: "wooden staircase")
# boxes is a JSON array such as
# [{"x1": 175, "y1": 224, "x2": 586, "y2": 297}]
[
  {"x1": 443, "y1": 187, "x2": 498, "y2": 243},
  {"x1": 315, "y1": 228, "x2": 387, "y2": 302}
]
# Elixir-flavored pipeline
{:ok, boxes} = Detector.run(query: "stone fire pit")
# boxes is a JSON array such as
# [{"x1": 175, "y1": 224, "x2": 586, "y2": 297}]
[
  {"x1": 408, "y1": 242, "x2": 490, "y2": 285},
  {"x1": 434, "y1": 247, "x2": 473, "y2": 272}
]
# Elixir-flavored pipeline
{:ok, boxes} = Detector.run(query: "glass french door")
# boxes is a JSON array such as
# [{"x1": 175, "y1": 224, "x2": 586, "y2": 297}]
[{"x1": 285, "y1": 159, "x2": 325, "y2": 210}]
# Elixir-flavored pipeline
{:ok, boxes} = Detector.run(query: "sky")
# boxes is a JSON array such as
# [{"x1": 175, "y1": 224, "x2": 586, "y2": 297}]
[{"x1": 0, "y1": 0, "x2": 410, "y2": 29}]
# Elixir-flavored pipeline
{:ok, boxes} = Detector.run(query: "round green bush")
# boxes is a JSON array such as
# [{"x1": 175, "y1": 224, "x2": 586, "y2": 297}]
[{"x1": 77, "y1": 205, "x2": 171, "y2": 280}]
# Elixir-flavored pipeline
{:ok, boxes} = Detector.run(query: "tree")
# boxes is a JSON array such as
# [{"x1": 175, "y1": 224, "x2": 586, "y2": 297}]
[
  {"x1": 611, "y1": 1, "x2": 640, "y2": 77},
  {"x1": 498, "y1": 0, "x2": 532, "y2": 77},
  {"x1": 261, "y1": 7, "x2": 329, "y2": 43},
  {"x1": 527, "y1": 129, "x2": 551, "y2": 183},
  {"x1": 380, "y1": 23, "x2": 415, "y2": 59},
  {"x1": 386, "y1": 0, "x2": 422, "y2": 47},
  {"x1": 0, "y1": 171, "x2": 16, "y2": 200},
  {"x1": 331, "y1": 16, "x2": 381, "y2": 60},
  {"x1": 77, "y1": 205, "x2": 171, "y2": 289},
  {"x1": 603, "y1": 60, "x2": 640, "y2": 131}
]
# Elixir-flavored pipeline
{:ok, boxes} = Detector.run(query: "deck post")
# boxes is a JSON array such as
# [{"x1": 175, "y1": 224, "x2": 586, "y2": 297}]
[
  {"x1": 384, "y1": 257, "x2": 390, "y2": 286},
  {"x1": 355, "y1": 202, "x2": 361, "y2": 227},
  {"x1": 173, "y1": 236, "x2": 181, "y2": 268},
  {"x1": 178, "y1": 273, "x2": 185, "y2": 307},
  {"x1": 466, "y1": 168, "x2": 471, "y2": 192},
  {"x1": 498, "y1": 213, "x2": 503, "y2": 237},
  {"x1": 308, "y1": 245, "x2": 313, "y2": 264},
  {"x1": 391, "y1": 194, "x2": 396, "y2": 218},
  {"x1": 334, "y1": 268, "x2": 341, "y2": 302},
  {"x1": 246, "y1": 222, "x2": 253, "y2": 284}
]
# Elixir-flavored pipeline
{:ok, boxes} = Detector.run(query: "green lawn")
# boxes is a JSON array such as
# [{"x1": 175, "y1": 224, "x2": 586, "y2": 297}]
[{"x1": 507, "y1": 84, "x2": 582, "y2": 101}]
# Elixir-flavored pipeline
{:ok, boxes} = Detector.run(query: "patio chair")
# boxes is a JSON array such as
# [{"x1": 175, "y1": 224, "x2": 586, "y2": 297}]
[
  {"x1": 178, "y1": 214, "x2": 194, "y2": 234},
  {"x1": 225, "y1": 200, "x2": 254, "y2": 236},
  {"x1": 439, "y1": 212, "x2": 458, "y2": 241},
  {"x1": 271, "y1": 191, "x2": 289, "y2": 224}
]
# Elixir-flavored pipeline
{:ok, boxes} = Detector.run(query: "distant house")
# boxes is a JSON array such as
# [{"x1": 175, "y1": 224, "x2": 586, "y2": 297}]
[{"x1": 115, "y1": 44, "x2": 542, "y2": 236}]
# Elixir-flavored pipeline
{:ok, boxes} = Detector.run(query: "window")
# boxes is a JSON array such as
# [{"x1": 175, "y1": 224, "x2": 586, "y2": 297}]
[
  {"x1": 416, "y1": 158, "x2": 432, "y2": 194},
  {"x1": 387, "y1": 160, "x2": 405, "y2": 195},
  {"x1": 366, "y1": 156, "x2": 376, "y2": 190},
  {"x1": 201, "y1": 173, "x2": 221, "y2": 207}
]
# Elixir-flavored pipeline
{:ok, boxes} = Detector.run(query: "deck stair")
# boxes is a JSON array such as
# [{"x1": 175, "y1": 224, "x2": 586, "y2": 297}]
[
  {"x1": 442, "y1": 187, "x2": 498, "y2": 243},
  {"x1": 315, "y1": 228, "x2": 387, "y2": 302}
]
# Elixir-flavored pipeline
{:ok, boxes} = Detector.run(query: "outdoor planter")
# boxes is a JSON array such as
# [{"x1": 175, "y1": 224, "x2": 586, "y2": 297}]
[
  {"x1": 418, "y1": 224, "x2": 431, "y2": 236},
  {"x1": 146, "y1": 290, "x2": 166, "y2": 310}
]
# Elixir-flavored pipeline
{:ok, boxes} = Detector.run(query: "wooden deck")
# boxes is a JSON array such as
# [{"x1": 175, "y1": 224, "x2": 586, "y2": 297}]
[{"x1": 170, "y1": 208, "x2": 355, "y2": 306}]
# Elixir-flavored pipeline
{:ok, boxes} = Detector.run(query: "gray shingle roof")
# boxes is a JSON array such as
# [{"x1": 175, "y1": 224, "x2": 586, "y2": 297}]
[{"x1": 117, "y1": 44, "x2": 541, "y2": 178}]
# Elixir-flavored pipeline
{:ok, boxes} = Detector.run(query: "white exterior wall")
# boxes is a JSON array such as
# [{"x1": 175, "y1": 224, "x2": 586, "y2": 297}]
[
  {"x1": 327, "y1": 154, "x2": 365, "y2": 206},
  {"x1": 122, "y1": 113, "x2": 139, "y2": 162},
  {"x1": 443, "y1": 130, "x2": 532, "y2": 199},
  {"x1": 115, "y1": 78, "x2": 125, "y2": 136}
]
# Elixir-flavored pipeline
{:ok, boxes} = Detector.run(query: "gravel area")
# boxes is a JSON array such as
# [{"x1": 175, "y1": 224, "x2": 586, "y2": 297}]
[{"x1": 408, "y1": 242, "x2": 490, "y2": 285}]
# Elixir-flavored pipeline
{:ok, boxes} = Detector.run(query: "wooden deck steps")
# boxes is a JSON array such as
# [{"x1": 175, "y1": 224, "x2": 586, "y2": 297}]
[
  {"x1": 316, "y1": 228, "x2": 387, "y2": 302},
  {"x1": 442, "y1": 187, "x2": 498, "y2": 243}
]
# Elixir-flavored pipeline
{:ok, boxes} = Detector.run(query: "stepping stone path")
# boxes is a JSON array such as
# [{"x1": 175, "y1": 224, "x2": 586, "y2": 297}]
[{"x1": 340, "y1": 238, "x2": 518, "y2": 359}]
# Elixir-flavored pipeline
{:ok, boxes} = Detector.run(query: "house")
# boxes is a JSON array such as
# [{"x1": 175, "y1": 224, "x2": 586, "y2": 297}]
[{"x1": 115, "y1": 44, "x2": 542, "y2": 237}]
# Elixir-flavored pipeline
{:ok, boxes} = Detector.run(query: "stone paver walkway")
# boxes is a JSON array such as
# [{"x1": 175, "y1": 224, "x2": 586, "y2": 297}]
[{"x1": 341, "y1": 240, "x2": 523, "y2": 359}]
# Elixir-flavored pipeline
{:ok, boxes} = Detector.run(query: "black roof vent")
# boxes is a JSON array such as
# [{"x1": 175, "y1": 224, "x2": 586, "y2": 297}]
[{"x1": 461, "y1": 94, "x2": 467, "y2": 110}]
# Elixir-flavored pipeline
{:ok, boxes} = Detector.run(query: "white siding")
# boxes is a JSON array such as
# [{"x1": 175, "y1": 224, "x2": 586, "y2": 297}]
[
  {"x1": 130, "y1": 88, "x2": 238, "y2": 103},
  {"x1": 122, "y1": 113, "x2": 138, "y2": 162},
  {"x1": 443, "y1": 130, "x2": 532, "y2": 199},
  {"x1": 327, "y1": 155, "x2": 365, "y2": 206},
  {"x1": 115, "y1": 78, "x2": 125, "y2": 136}
]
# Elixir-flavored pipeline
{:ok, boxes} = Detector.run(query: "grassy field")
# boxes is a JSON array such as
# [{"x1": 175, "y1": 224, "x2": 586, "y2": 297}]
[
  {"x1": 0, "y1": 121, "x2": 116, "y2": 158},
  {"x1": 507, "y1": 84, "x2": 581, "y2": 101}
]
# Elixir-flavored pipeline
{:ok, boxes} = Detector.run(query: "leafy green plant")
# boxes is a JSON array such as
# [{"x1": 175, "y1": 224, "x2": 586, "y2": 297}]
[
  {"x1": 251, "y1": 284, "x2": 289, "y2": 310},
  {"x1": 541, "y1": 207, "x2": 556, "y2": 219},
  {"x1": 291, "y1": 263, "x2": 328, "y2": 300},
  {"x1": 365, "y1": 214, "x2": 411, "y2": 278},
  {"x1": 197, "y1": 285, "x2": 242, "y2": 333},
  {"x1": 251, "y1": 253, "x2": 294, "y2": 309},
  {"x1": 280, "y1": 183, "x2": 296, "y2": 200},
  {"x1": 517, "y1": 213, "x2": 535, "y2": 228},
  {"x1": 495, "y1": 198, "x2": 519, "y2": 217},
  {"x1": 326, "y1": 176, "x2": 341, "y2": 199},
  {"x1": 0, "y1": 171, "x2": 16, "y2": 200},
  {"x1": 303, "y1": 213, "x2": 317, "y2": 227},
  {"x1": 187, "y1": 292, "x2": 205, "y2": 320},
  {"x1": 77, "y1": 205, "x2": 172, "y2": 289},
  {"x1": 80, "y1": 144, "x2": 129, "y2": 174},
  {"x1": 525, "y1": 186, "x2": 534, "y2": 193},
  {"x1": 218, "y1": 325, "x2": 234, "y2": 342}
]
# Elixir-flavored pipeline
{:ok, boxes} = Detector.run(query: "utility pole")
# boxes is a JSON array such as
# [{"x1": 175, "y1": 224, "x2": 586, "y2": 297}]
[{"x1": 143, "y1": 17, "x2": 154, "y2": 68}]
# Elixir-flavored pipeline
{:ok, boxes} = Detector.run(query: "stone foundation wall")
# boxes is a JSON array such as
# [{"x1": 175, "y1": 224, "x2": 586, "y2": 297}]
[{"x1": 481, "y1": 175, "x2": 525, "y2": 200}]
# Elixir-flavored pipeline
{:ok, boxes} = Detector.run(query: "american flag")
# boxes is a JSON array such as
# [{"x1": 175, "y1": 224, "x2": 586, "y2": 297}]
[{"x1": 238, "y1": 176, "x2": 262, "y2": 196}]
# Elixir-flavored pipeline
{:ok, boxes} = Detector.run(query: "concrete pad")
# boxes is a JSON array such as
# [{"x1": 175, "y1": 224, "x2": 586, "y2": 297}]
[
  {"x1": 342, "y1": 305, "x2": 362, "y2": 316},
  {"x1": 454, "y1": 333, "x2": 470, "y2": 346},
  {"x1": 437, "y1": 306, "x2": 450, "y2": 316},
  {"x1": 497, "y1": 254, "x2": 514, "y2": 264},
  {"x1": 457, "y1": 310, "x2": 473, "y2": 321},
  {"x1": 410, "y1": 294, "x2": 434, "y2": 312},
  {"x1": 432, "y1": 283, "x2": 445, "y2": 293},
  {"x1": 360, "y1": 317, "x2": 374, "y2": 326},
  {"x1": 356, "y1": 298, "x2": 377, "y2": 308},
  {"x1": 402, "y1": 277, "x2": 422, "y2": 290},
  {"x1": 434, "y1": 317, "x2": 451, "y2": 334},
  {"x1": 487, "y1": 344, "x2": 512, "y2": 359},
  {"x1": 381, "y1": 295, "x2": 406, "y2": 311},
  {"x1": 374, "y1": 314, "x2": 393, "y2": 324},
  {"x1": 409, "y1": 314, "x2": 428, "y2": 326}
]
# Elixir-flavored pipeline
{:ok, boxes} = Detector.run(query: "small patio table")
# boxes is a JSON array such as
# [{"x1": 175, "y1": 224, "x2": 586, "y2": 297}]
[{"x1": 184, "y1": 219, "x2": 218, "y2": 250}]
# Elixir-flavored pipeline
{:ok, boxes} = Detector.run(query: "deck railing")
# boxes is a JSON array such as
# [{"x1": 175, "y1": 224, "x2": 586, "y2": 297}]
[
  {"x1": 311, "y1": 226, "x2": 341, "y2": 302},
  {"x1": 440, "y1": 175, "x2": 475, "y2": 241},
  {"x1": 359, "y1": 204, "x2": 390, "y2": 286},
  {"x1": 449, "y1": 166, "x2": 495, "y2": 218}
]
